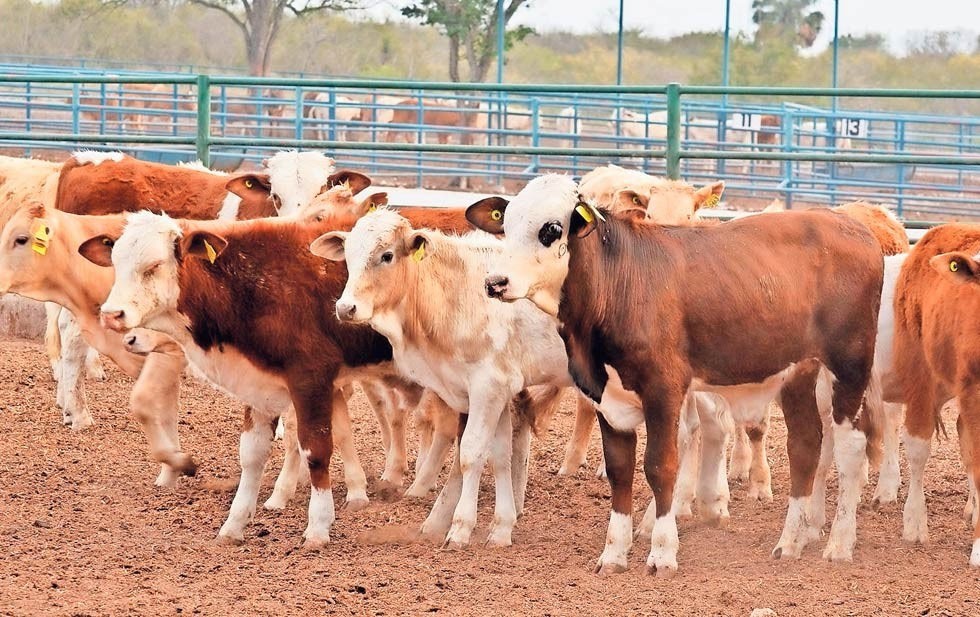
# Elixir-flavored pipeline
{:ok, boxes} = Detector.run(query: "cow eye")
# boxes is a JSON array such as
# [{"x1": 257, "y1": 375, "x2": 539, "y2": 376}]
[
  {"x1": 380, "y1": 251, "x2": 394, "y2": 264},
  {"x1": 14, "y1": 235, "x2": 29, "y2": 247},
  {"x1": 538, "y1": 221, "x2": 563, "y2": 247}
]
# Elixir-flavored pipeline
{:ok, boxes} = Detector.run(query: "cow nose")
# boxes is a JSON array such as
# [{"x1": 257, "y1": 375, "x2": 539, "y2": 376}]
[
  {"x1": 336, "y1": 301, "x2": 357, "y2": 321},
  {"x1": 101, "y1": 309, "x2": 126, "y2": 331},
  {"x1": 125, "y1": 334, "x2": 137, "y2": 347},
  {"x1": 485, "y1": 275, "x2": 509, "y2": 299}
]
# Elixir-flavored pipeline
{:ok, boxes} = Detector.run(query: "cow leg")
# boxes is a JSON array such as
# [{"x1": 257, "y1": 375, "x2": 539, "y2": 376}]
[
  {"x1": 292, "y1": 379, "x2": 337, "y2": 548},
  {"x1": 641, "y1": 388, "x2": 684, "y2": 577},
  {"x1": 959, "y1": 415, "x2": 980, "y2": 526},
  {"x1": 443, "y1": 391, "x2": 510, "y2": 548},
  {"x1": 902, "y1": 382, "x2": 939, "y2": 545},
  {"x1": 420, "y1": 415, "x2": 467, "y2": 538},
  {"x1": 265, "y1": 405, "x2": 303, "y2": 510},
  {"x1": 696, "y1": 395, "x2": 731, "y2": 526},
  {"x1": 331, "y1": 389, "x2": 369, "y2": 511},
  {"x1": 85, "y1": 347, "x2": 107, "y2": 381},
  {"x1": 486, "y1": 410, "x2": 518, "y2": 547},
  {"x1": 747, "y1": 413, "x2": 774, "y2": 502},
  {"x1": 872, "y1": 402, "x2": 905, "y2": 506},
  {"x1": 56, "y1": 309, "x2": 94, "y2": 431},
  {"x1": 44, "y1": 302, "x2": 62, "y2": 377},
  {"x1": 511, "y1": 419, "x2": 532, "y2": 518},
  {"x1": 559, "y1": 395, "x2": 595, "y2": 475},
  {"x1": 773, "y1": 364, "x2": 823, "y2": 559},
  {"x1": 956, "y1": 390, "x2": 980, "y2": 567},
  {"x1": 407, "y1": 392, "x2": 456, "y2": 498},
  {"x1": 823, "y1": 359, "x2": 877, "y2": 562},
  {"x1": 729, "y1": 427, "x2": 752, "y2": 483},
  {"x1": 595, "y1": 412, "x2": 637, "y2": 575},
  {"x1": 130, "y1": 350, "x2": 192, "y2": 487},
  {"x1": 217, "y1": 409, "x2": 275, "y2": 544}
]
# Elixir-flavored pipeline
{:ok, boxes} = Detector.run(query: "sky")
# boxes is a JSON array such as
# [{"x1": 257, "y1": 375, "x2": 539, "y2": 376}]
[{"x1": 358, "y1": 1, "x2": 978, "y2": 55}]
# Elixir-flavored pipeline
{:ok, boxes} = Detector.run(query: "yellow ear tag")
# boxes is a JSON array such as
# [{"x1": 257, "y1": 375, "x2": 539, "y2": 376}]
[
  {"x1": 704, "y1": 193, "x2": 721, "y2": 207},
  {"x1": 30, "y1": 219, "x2": 50, "y2": 256},
  {"x1": 204, "y1": 240, "x2": 217, "y2": 265},
  {"x1": 368, "y1": 204, "x2": 377, "y2": 213},
  {"x1": 575, "y1": 204, "x2": 594, "y2": 224},
  {"x1": 950, "y1": 260, "x2": 959, "y2": 272},
  {"x1": 490, "y1": 209, "x2": 502, "y2": 221},
  {"x1": 412, "y1": 241, "x2": 425, "y2": 263}
]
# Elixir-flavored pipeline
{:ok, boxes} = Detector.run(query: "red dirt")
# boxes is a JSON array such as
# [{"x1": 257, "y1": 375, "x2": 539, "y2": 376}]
[{"x1": 1, "y1": 337, "x2": 979, "y2": 616}]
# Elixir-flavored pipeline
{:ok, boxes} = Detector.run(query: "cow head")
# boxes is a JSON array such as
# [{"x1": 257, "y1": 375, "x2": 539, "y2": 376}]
[
  {"x1": 932, "y1": 252, "x2": 980, "y2": 285},
  {"x1": 225, "y1": 171, "x2": 275, "y2": 216},
  {"x1": 466, "y1": 174, "x2": 584, "y2": 317},
  {"x1": 0, "y1": 202, "x2": 52, "y2": 294},
  {"x1": 79, "y1": 211, "x2": 223, "y2": 333},
  {"x1": 616, "y1": 180, "x2": 725, "y2": 224},
  {"x1": 300, "y1": 183, "x2": 388, "y2": 223},
  {"x1": 311, "y1": 208, "x2": 429, "y2": 324},
  {"x1": 264, "y1": 151, "x2": 337, "y2": 216}
]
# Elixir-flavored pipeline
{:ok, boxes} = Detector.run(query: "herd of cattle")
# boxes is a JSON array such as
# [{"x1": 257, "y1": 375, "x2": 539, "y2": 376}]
[{"x1": 1, "y1": 149, "x2": 979, "y2": 575}]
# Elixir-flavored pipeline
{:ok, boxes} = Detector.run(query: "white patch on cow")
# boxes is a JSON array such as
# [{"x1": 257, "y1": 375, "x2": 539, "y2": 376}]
[
  {"x1": 646, "y1": 510, "x2": 679, "y2": 574},
  {"x1": 596, "y1": 365, "x2": 643, "y2": 432},
  {"x1": 823, "y1": 419, "x2": 866, "y2": 561},
  {"x1": 177, "y1": 160, "x2": 222, "y2": 174},
  {"x1": 903, "y1": 435, "x2": 931, "y2": 543},
  {"x1": 596, "y1": 510, "x2": 632, "y2": 573},
  {"x1": 216, "y1": 192, "x2": 242, "y2": 220},
  {"x1": 692, "y1": 364, "x2": 796, "y2": 419},
  {"x1": 265, "y1": 150, "x2": 336, "y2": 216},
  {"x1": 184, "y1": 345, "x2": 293, "y2": 414},
  {"x1": 772, "y1": 496, "x2": 817, "y2": 559},
  {"x1": 72, "y1": 150, "x2": 125, "y2": 165},
  {"x1": 971, "y1": 538, "x2": 980, "y2": 568},
  {"x1": 487, "y1": 174, "x2": 580, "y2": 315},
  {"x1": 304, "y1": 485, "x2": 335, "y2": 546}
]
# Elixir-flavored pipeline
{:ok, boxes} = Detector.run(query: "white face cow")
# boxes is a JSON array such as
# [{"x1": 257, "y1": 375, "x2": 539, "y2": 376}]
[
  {"x1": 311, "y1": 208, "x2": 428, "y2": 324},
  {"x1": 264, "y1": 150, "x2": 337, "y2": 217},
  {"x1": 465, "y1": 174, "x2": 583, "y2": 317},
  {"x1": 78, "y1": 211, "x2": 213, "y2": 333}
]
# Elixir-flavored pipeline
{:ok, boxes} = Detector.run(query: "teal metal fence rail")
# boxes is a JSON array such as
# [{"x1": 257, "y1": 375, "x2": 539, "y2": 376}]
[{"x1": 3, "y1": 74, "x2": 980, "y2": 219}]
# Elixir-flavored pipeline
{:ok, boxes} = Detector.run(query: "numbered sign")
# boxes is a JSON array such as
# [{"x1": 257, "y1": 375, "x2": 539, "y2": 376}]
[
  {"x1": 835, "y1": 118, "x2": 869, "y2": 138},
  {"x1": 731, "y1": 112, "x2": 762, "y2": 131}
]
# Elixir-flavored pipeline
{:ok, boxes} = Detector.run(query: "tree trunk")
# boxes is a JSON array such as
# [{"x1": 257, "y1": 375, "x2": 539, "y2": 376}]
[
  {"x1": 245, "y1": 0, "x2": 282, "y2": 76},
  {"x1": 448, "y1": 34, "x2": 461, "y2": 83}
]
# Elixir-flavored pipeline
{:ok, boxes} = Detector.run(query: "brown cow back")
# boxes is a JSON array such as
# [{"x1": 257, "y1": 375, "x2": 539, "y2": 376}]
[{"x1": 833, "y1": 201, "x2": 909, "y2": 256}]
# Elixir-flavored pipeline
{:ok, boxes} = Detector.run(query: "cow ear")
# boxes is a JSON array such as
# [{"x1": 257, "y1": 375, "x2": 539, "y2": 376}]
[
  {"x1": 404, "y1": 231, "x2": 433, "y2": 262},
  {"x1": 310, "y1": 231, "x2": 348, "y2": 262},
  {"x1": 356, "y1": 192, "x2": 388, "y2": 216},
  {"x1": 326, "y1": 170, "x2": 372, "y2": 195},
  {"x1": 569, "y1": 202, "x2": 599, "y2": 239},
  {"x1": 226, "y1": 173, "x2": 272, "y2": 199},
  {"x1": 465, "y1": 196, "x2": 509, "y2": 234},
  {"x1": 931, "y1": 252, "x2": 980, "y2": 284},
  {"x1": 616, "y1": 189, "x2": 648, "y2": 212},
  {"x1": 78, "y1": 234, "x2": 118, "y2": 268},
  {"x1": 693, "y1": 181, "x2": 725, "y2": 210},
  {"x1": 178, "y1": 231, "x2": 228, "y2": 265}
]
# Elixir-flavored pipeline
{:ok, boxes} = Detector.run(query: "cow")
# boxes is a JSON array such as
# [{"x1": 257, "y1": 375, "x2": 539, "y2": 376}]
[
  {"x1": 893, "y1": 223, "x2": 980, "y2": 567},
  {"x1": 310, "y1": 209, "x2": 574, "y2": 547},
  {"x1": 303, "y1": 93, "x2": 362, "y2": 142},
  {"x1": 468, "y1": 174, "x2": 884, "y2": 574},
  {"x1": 608, "y1": 109, "x2": 669, "y2": 143},
  {"x1": 383, "y1": 98, "x2": 465, "y2": 144}
]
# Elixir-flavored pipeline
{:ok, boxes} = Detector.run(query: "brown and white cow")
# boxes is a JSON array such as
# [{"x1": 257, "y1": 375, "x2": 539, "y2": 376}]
[
  {"x1": 468, "y1": 174, "x2": 884, "y2": 574},
  {"x1": 893, "y1": 223, "x2": 980, "y2": 567}
]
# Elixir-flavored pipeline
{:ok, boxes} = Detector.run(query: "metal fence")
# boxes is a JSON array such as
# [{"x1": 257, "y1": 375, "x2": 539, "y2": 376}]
[{"x1": 2, "y1": 65, "x2": 980, "y2": 220}]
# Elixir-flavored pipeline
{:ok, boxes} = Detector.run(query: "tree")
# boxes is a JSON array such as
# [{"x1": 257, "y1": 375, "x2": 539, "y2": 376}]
[
  {"x1": 401, "y1": 0, "x2": 532, "y2": 82},
  {"x1": 751, "y1": 0, "x2": 824, "y2": 49}
]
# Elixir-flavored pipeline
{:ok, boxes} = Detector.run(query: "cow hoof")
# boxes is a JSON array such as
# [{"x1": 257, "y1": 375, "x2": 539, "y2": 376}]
[
  {"x1": 441, "y1": 538, "x2": 467, "y2": 551},
  {"x1": 747, "y1": 486, "x2": 774, "y2": 503},
  {"x1": 302, "y1": 536, "x2": 330, "y2": 550},
  {"x1": 771, "y1": 544, "x2": 803, "y2": 560},
  {"x1": 594, "y1": 560, "x2": 628, "y2": 576},
  {"x1": 174, "y1": 455, "x2": 197, "y2": 478},
  {"x1": 822, "y1": 544, "x2": 853, "y2": 563},
  {"x1": 344, "y1": 497, "x2": 370, "y2": 512},
  {"x1": 215, "y1": 533, "x2": 244, "y2": 546},
  {"x1": 485, "y1": 525, "x2": 513, "y2": 548},
  {"x1": 71, "y1": 415, "x2": 95, "y2": 431},
  {"x1": 706, "y1": 513, "x2": 730, "y2": 529},
  {"x1": 263, "y1": 495, "x2": 289, "y2": 511},
  {"x1": 645, "y1": 562, "x2": 677, "y2": 578}
]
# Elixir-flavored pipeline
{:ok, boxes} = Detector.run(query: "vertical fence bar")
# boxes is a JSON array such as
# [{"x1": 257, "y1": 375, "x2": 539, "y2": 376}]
[
  {"x1": 897, "y1": 120, "x2": 906, "y2": 217},
  {"x1": 666, "y1": 82, "x2": 681, "y2": 179},
  {"x1": 196, "y1": 74, "x2": 211, "y2": 167},
  {"x1": 294, "y1": 86, "x2": 303, "y2": 142},
  {"x1": 782, "y1": 113, "x2": 795, "y2": 209},
  {"x1": 71, "y1": 82, "x2": 80, "y2": 136}
]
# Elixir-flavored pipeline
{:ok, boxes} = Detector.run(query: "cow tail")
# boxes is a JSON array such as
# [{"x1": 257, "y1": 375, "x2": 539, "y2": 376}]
[{"x1": 859, "y1": 370, "x2": 885, "y2": 468}]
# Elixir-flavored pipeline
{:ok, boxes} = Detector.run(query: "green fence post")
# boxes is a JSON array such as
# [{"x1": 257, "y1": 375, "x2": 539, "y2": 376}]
[
  {"x1": 196, "y1": 74, "x2": 211, "y2": 166},
  {"x1": 666, "y1": 82, "x2": 681, "y2": 179}
]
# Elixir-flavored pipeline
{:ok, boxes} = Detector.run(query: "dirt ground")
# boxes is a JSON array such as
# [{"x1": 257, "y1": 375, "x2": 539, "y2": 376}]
[{"x1": 1, "y1": 338, "x2": 979, "y2": 616}]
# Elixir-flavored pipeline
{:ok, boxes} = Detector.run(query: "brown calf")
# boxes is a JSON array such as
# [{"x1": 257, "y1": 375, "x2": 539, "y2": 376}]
[{"x1": 893, "y1": 223, "x2": 980, "y2": 566}]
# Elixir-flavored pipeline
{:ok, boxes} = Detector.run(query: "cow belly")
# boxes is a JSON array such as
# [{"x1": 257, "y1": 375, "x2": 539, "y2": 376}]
[
  {"x1": 184, "y1": 345, "x2": 292, "y2": 414},
  {"x1": 392, "y1": 346, "x2": 471, "y2": 412},
  {"x1": 597, "y1": 365, "x2": 644, "y2": 432},
  {"x1": 692, "y1": 364, "x2": 797, "y2": 423}
]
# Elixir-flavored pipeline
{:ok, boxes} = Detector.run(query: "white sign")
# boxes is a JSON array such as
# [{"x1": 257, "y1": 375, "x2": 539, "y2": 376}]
[
  {"x1": 835, "y1": 117, "x2": 869, "y2": 138},
  {"x1": 731, "y1": 112, "x2": 762, "y2": 131}
]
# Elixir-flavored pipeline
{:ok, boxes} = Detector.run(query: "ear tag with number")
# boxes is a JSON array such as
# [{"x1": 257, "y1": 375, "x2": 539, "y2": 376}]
[
  {"x1": 576, "y1": 201, "x2": 605, "y2": 223},
  {"x1": 704, "y1": 193, "x2": 721, "y2": 207},
  {"x1": 30, "y1": 219, "x2": 51, "y2": 256},
  {"x1": 204, "y1": 240, "x2": 217, "y2": 265},
  {"x1": 412, "y1": 241, "x2": 426, "y2": 263}
]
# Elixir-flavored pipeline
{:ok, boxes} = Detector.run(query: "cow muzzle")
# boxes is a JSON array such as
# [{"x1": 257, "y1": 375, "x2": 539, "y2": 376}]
[
  {"x1": 100, "y1": 309, "x2": 128, "y2": 332},
  {"x1": 335, "y1": 300, "x2": 358, "y2": 322},
  {"x1": 485, "y1": 275, "x2": 510, "y2": 300}
]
